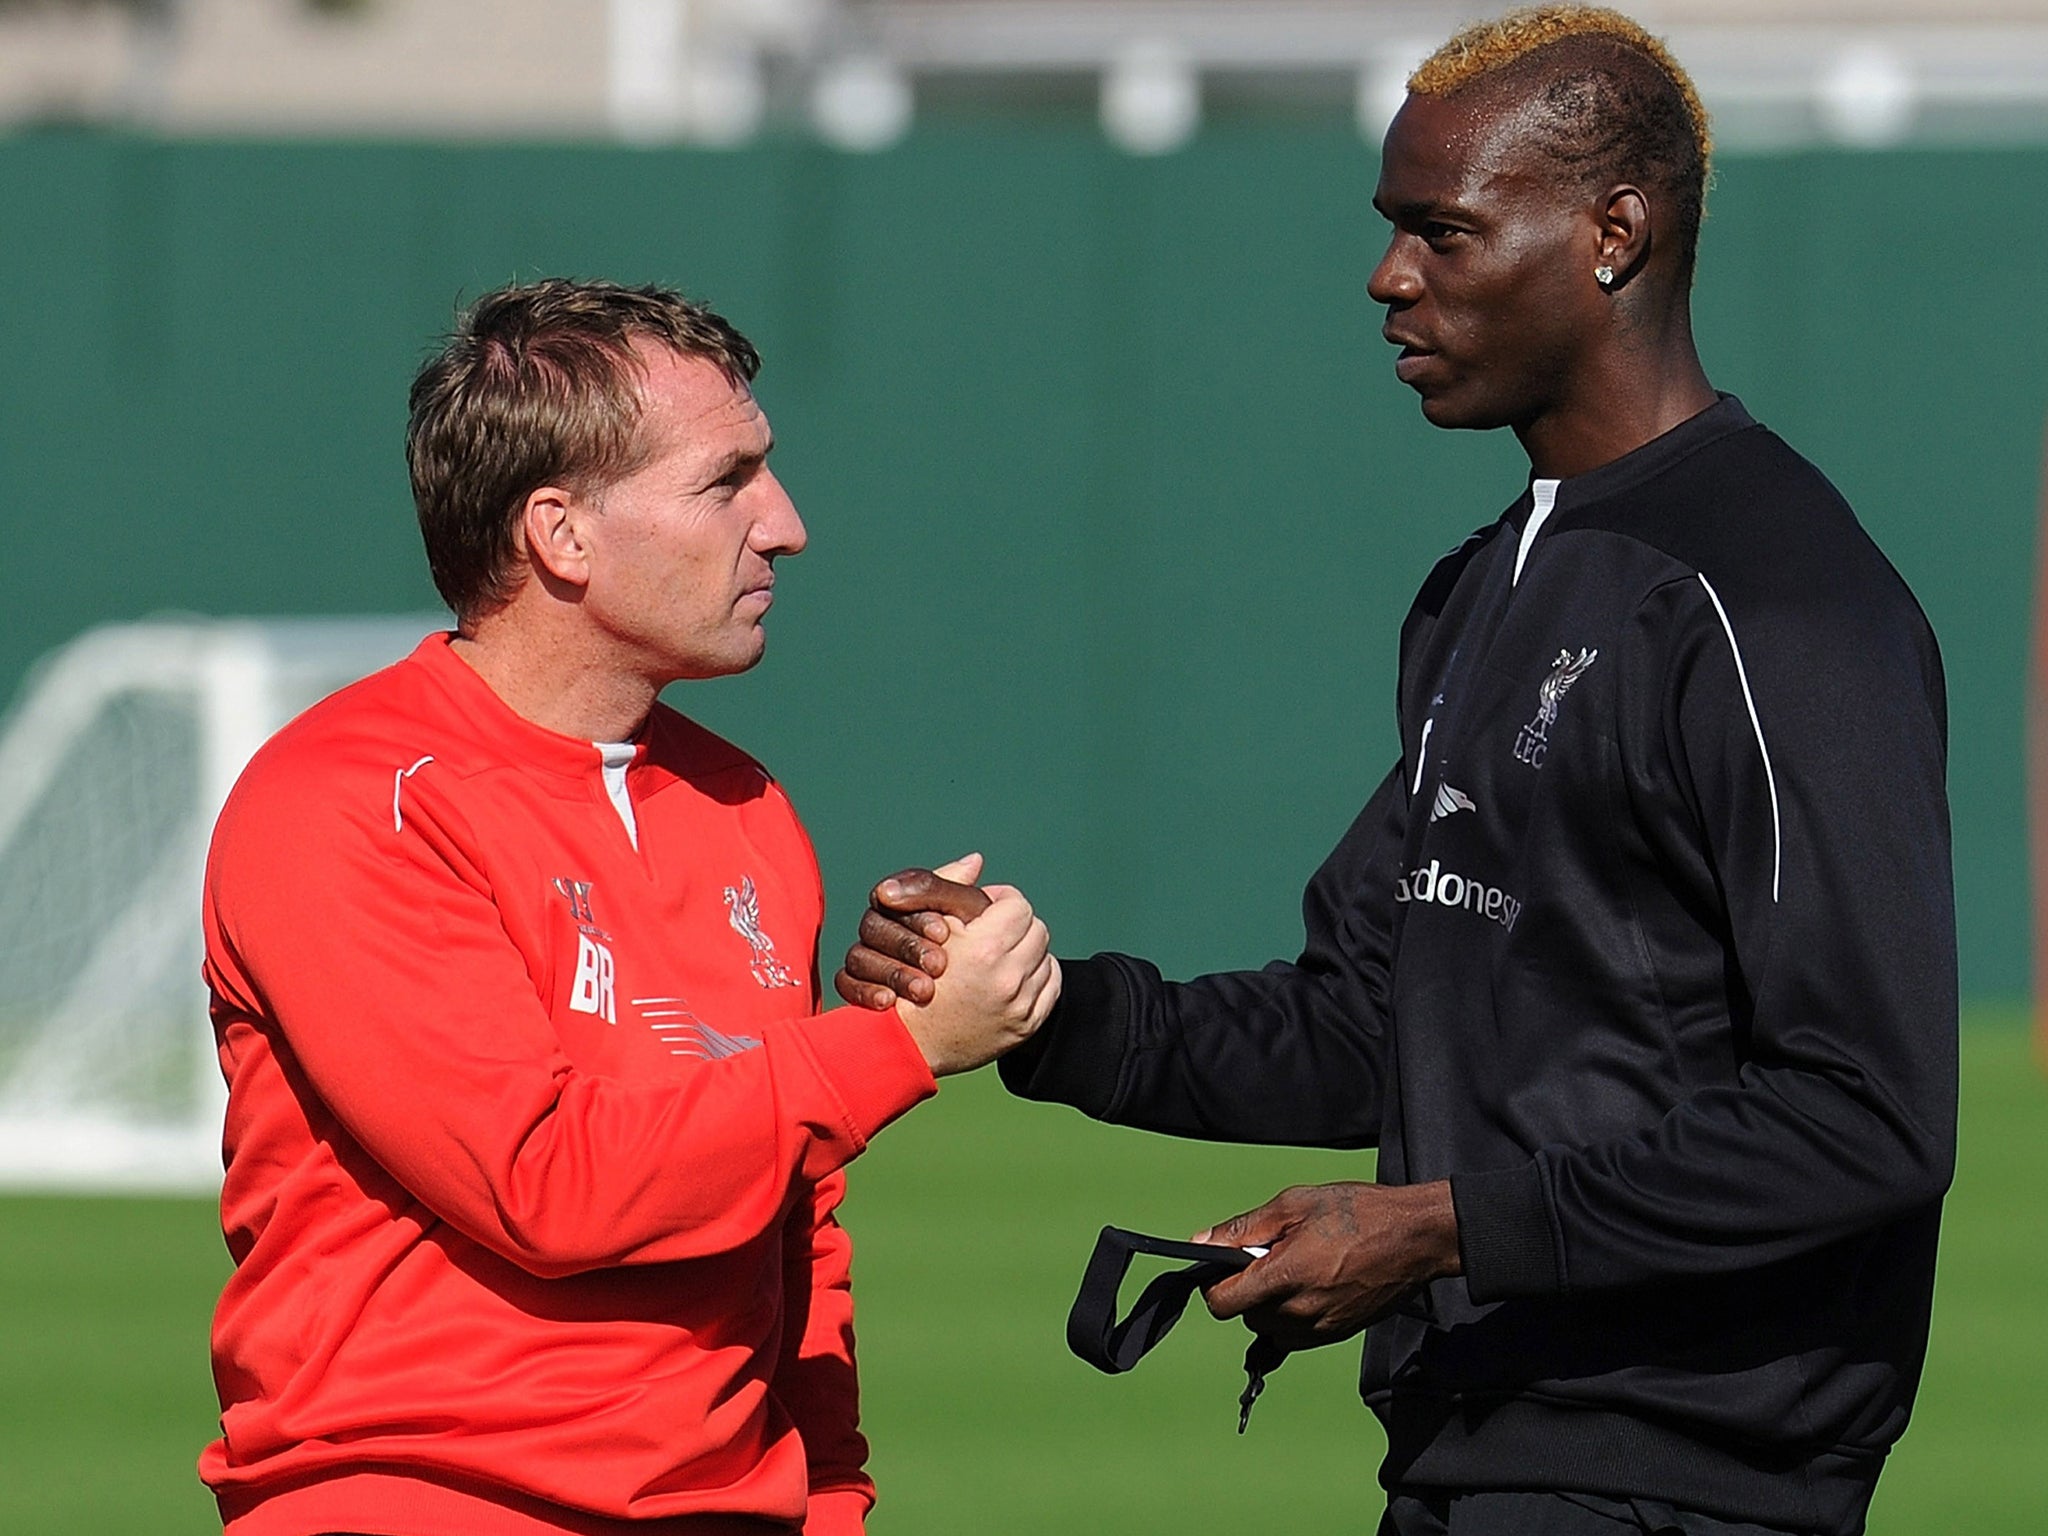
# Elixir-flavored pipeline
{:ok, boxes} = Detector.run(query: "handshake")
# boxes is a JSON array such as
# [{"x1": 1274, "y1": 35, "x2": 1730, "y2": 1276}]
[
  {"x1": 834, "y1": 853, "x2": 1463, "y2": 1352},
  {"x1": 836, "y1": 854, "x2": 1061, "y2": 1077}
]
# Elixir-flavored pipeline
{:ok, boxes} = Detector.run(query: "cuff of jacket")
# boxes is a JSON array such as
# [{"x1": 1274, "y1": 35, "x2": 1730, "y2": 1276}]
[
  {"x1": 1451, "y1": 1159, "x2": 1562, "y2": 1302},
  {"x1": 804, "y1": 1484, "x2": 873, "y2": 1536},
  {"x1": 788, "y1": 1005, "x2": 938, "y2": 1184},
  {"x1": 995, "y1": 954, "x2": 1129, "y2": 1119}
]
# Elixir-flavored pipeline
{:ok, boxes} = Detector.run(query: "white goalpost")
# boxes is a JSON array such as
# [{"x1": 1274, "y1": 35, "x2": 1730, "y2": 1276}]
[{"x1": 0, "y1": 616, "x2": 444, "y2": 1192}]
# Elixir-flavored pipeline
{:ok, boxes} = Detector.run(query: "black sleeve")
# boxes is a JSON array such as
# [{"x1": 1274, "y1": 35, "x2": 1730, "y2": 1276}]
[
  {"x1": 999, "y1": 761, "x2": 1406, "y2": 1149},
  {"x1": 1455, "y1": 574, "x2": 1958, "y2": 1299}
]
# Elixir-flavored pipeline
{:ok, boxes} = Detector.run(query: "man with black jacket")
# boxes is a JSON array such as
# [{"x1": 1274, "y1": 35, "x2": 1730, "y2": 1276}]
[{"x1": 838, "y1": 9, "x2": 1956, "y2": 1534}]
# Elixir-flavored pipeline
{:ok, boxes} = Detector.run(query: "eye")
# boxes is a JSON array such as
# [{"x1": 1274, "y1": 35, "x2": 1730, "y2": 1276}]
[{"x1": 1421, "y1": 222, "x2": 1464, "y2": 250}]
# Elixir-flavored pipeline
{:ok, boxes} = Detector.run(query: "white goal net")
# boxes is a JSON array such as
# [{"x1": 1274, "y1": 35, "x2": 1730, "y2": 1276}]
[{"x1": 0, "y1": 617, "x2": 444, "y2": 1191}]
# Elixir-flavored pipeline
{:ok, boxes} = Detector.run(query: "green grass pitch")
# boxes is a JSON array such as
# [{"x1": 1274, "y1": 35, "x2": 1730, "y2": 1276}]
[{"x1": 2, "y1": 1018, "x2": 2041, "y2": 1533}]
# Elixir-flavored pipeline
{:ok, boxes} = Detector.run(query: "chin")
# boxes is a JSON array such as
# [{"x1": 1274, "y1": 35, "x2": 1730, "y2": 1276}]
[
  {"x1": 721, "y1": 629, "x2": 770, "y2": 676},
  {"x1": 1417, "y1": 391, "x2": 1514, "y2": 434},
  {"x1": 1417, "y1": 394, "x2": 1473, "y2": 429},
  {"x1": 662, "y1": 630, "x2": 767, "y2": 683}
]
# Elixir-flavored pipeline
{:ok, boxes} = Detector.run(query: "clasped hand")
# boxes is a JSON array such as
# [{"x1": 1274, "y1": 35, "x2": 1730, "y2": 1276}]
[
  {"x1": 847, "y1": 854, "x2": 1061, "y2": 1077},
  {"x1": 838, "y1": 871, "x2": 1463, "y2": 1344}
]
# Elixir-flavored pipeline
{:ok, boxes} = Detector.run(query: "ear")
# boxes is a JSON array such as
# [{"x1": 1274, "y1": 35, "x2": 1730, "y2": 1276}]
[
  {"x1": 519, "y1": 485, "x2": 593, "y2": 592},
  {"x1": 1595, "y1": 183, "x2": 1652, "y2": 289}
]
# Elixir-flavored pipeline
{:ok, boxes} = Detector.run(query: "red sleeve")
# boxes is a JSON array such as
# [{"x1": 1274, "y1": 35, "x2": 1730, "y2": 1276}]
[
  {"x1": 774, "y1": 1171, "x2": 874, "y2": 1534},
  {"x1": 801, "y1": 1488, "x2": 871, "y2": 1536},
  {"x1": 204, "y1": 760, "x2": 936, "y2": 1280}
]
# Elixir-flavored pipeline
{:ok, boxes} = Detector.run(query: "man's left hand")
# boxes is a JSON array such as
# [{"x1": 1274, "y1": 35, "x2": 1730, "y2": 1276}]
[{"x1": 1196, "y1": 1181, "x2": 1463, "y2": 1352}]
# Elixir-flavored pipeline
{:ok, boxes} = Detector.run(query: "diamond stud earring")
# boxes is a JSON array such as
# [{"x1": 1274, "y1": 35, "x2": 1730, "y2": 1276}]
[{"x1": 1595, "y1": 264, "x2": 1616, "y2": 288}]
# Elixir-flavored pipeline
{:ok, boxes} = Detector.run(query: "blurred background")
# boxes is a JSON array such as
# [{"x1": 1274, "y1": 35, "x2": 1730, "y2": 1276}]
[{"x1": 2, "y1": 0, "x2": 2045, "y2": 1531}]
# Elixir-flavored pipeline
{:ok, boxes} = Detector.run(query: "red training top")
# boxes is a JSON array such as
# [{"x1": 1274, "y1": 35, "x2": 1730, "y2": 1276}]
[{"x1": 200, "y1": 633, "x2": 936, "y2": 1536}]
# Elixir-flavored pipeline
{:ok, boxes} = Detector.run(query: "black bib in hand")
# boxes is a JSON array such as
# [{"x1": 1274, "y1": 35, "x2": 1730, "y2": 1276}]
[{"x1": 1066, "y1": 1225, "x2": 1290, "y2": 1431}]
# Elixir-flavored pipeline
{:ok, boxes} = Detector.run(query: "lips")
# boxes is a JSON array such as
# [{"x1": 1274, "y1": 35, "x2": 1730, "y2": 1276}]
[
  {"x1": 1391, "y1": 347, "x2": 1437, "y2": 386},
  {"x1": 1383, "y1": 327, "x2": 1437, "y2": 384}
]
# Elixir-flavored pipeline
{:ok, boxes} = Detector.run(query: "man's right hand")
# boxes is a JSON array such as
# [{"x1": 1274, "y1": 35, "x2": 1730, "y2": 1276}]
[
  {"x1": 888, "y1": 872, "x2": 1060, "y2": 1077},
  {"x1": 834, "y1": 856, "x2": 994, "y2": 1010}
]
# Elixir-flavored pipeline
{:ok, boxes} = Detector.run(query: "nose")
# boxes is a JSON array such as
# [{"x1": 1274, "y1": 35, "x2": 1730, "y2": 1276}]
[
  {"x1": 749, "y1": 469, "x2": 807, "y2": 559},
  {"x1": 1367, "y1": 235, "x2": 1421, "y2": 308}
]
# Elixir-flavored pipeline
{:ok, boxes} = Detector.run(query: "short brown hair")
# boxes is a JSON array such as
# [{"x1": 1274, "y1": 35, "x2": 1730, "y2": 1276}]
[
  {"x1": 407, "y1": 278, "x2": 761, "y2": 622},
  {"x1": 1410, "y1": 6, "x2": 1712, "y2": 278}
]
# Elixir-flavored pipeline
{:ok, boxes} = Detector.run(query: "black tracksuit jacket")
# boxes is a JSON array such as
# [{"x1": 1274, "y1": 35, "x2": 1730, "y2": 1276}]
[{"x1": 1001, "y1": 397, "x2": 1957, "y2": 1535}]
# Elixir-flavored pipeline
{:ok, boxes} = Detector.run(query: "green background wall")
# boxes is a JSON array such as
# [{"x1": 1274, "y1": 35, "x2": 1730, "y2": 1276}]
[{"x1": 3, "y1": 128, "x2": 2042, "y2": 996}]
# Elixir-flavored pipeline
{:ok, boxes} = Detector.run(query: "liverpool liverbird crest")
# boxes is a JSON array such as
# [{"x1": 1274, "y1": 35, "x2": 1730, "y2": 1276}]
[
  {"x1": 724, "y1": 876, "x2": 801, "y2": 989},
  {"x1": 1537, "y1": 647, "x2": 1598, "y2": 722},
  {"x1": 1513, "y1": 647, "x2": 1598, "y2": 770}
]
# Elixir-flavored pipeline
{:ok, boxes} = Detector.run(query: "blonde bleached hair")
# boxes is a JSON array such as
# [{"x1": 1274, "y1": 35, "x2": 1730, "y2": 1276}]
[
  {"x1": 1410, "y1": 6, "x2": 1711, "y2": 168},
  {"x1": 1407, "y1": 6, "x2": 1714, "y2": 275}
]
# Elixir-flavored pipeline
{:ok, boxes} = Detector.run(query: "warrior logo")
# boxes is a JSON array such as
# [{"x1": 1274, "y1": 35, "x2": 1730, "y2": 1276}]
[
  {"x1": 552, "y1": 877, "x2": 597, "y2": 926},
  {"x1": 724, "y1": 876, "x2": 801, "y2": 989},
  {"x1": 1512, "y1": 647, "x2": 1598, "y2": 769},
  {"x1": 1430, "y1": 782, "x2": 1476, "y2": 822}
]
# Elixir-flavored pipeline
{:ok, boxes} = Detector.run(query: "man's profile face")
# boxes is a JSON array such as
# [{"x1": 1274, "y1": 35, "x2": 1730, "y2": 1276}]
[
  {"x1": 1368, "y1": 86, "x2": 1605, "y2": 433},
  {"x1": 572, "y1": 343, "x2": 806, "y2": 684}
]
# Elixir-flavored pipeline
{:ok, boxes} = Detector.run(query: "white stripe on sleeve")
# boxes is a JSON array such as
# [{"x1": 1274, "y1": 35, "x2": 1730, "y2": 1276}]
[
  {"x1": 391, "y1": 755, "x2": 435, "y2": 833},
  {"x1": 1696, "y1": 574, "x2": 1782, "y2": 903}
]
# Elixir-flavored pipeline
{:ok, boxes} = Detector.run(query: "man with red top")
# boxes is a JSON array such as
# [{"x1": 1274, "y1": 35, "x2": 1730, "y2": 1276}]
[{"x1": 199, "y1": 279, "x2": 1059, "y2": 1536}]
